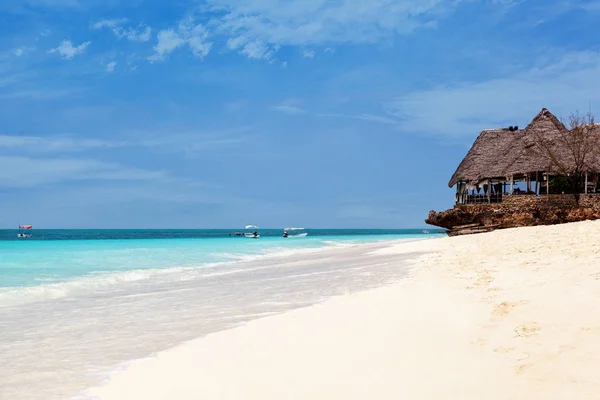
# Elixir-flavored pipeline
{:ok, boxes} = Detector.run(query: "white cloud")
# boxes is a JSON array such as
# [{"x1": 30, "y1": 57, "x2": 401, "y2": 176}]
[
  {"x1": 317, "y1": 112, "x2": 399, "y2": 124},
  {"x1": 127, "y1": 26, "x2": 152, "y2": 42},
  {"x1": 92, "y1": 18, "x2": 152, "y2": 42},
  {"x1": 149, "y1": 17, "x2": 211, "y2": 62},
  {"x1": 0, "y1": 156, "x2": 167, "y2": 188},
  {"x1": 385, "y1": 50, "x2": 600, "y2": 138},
  {"x1": 49, "y1": 40, "x2": 91, "y2": 59},
  {"x1": 0, "y1": 135, "x2": 123, "y2": 152},
  {"x1": 0, "y1": 132, "x2": 245, "y2": 155},
  {"x1": 92, "y1": 18, "x2": 128, "y2": 30},
  {"x1": 149, "y1": 30, "x2": 185, "y2": 61},
  {"x1": 272, "y1": 105, "x2": 306, "y2": 115},
  {"x1": 302, "y1": 49, "x2": 316, "y2": 59},
  {"x1": 226, "y1": 37, "x2": 275, "y2": 60},
  {"x1": 105, "y1": 61, "x2": 117, "y2": 72},
  {"x1": 13, "y1": 48, "x2": 24, "y2": 57},
  {"x1": 240, "y1": 40, "x2": 273, "y2": 60},
  {"x1": 208, "y1": 0, "x2": 456, "y2": 60}
]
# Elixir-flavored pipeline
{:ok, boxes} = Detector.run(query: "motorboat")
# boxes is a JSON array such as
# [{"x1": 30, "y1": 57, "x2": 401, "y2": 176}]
[
  {"x1": 244, "y1": 225, "x2": 260, "y2": 238},
  {"x1": 18, "y1": 224, "x2": 32, "y2": 238},
  {"x1": 283, "y1": 228, "x2": 307, "y2": 238}
]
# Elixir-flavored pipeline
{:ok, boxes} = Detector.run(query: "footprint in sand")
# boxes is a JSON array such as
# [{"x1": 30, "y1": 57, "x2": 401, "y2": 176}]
[
  {"x1": 492, "y1": 301, "x2": 527, "y2": 318},
  {"x1": 475, "y1": 272, "x2": 494, "y2": 287},
  {"x1": 516, "y1": 363, "x2": 532, "y2": 374},
  {"x1": 514, "y1": 323, "x2": 540, "y2": 338},
  {"x1": 493, "y1": 346, "x2": 516, "y2": 354}
]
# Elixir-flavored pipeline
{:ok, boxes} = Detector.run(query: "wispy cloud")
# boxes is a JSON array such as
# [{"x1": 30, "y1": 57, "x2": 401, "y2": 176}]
[
  {"x1": 149, "y1": 30, "x2": 185, "y2": 61},
  {"x1": 272, "y1": 105, "x2": 306, "y2": 115},
  {"x1": 148, "y1": 17, "x2": 211, "y2": 62},
  {"x1": 49, "y1": 40, "x2": 91, "y2": 59},
  {"x1": 227, "y1": 38, "x2": 275, "y2": 60},
  {"x1": 0, "y1": 88, "x2": 78, "y2": 100},
  {"x1": 273, "y1": 105, "x2": 400, "y2": 123},
  {"x1": 0, "y1": 156, "x2": 168, "y2": 188},
  {"x1": 105, "y1": 61, "x2": 117, "y2": 72},
  {"x1": 580, "y1": 0, "x2": 600, "y2": 11},
  {"x1": 317, "y1": 113, "x2": 400, "y2": 125},
  {"x1": 384, "y1": 50, "x2": 600, "y2": 138},
  {"x1": 135, "y1": 131, "x2": 248, "y2": 157},
  {"x1": 302, "y1": 49, "x2": 315, "y2": 59},
  {"x1": 0, "y1": 132, "x2": 246, "y2": 155},
  {"x1": 0, "y1": 135, "x2": 123, "y2": 152},
  {"x1": 207, "y1": 0, "x2": 458, "y2": 60},
  {"x1": 92, "y1": 18, "x2": 152, "y2": 42},
  {"x1": 92, "y1": 18, "x2": 127, "y2": 30}
]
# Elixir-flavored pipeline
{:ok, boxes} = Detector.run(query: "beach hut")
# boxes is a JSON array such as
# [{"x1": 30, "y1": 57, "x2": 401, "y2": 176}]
[{"x1": 449, "y1": 108, "x2": 600, "y2": 205}]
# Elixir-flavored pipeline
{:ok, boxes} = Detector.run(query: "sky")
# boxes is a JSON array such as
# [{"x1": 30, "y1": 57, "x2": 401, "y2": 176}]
[{"x1": 1, "y1": 0, "x2": 600, "y2": 228}]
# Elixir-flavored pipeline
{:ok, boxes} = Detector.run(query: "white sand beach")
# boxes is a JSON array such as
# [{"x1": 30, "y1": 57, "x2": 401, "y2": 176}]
[{"x1": 86, "y1": 221, "x2": 600, "y2": 399}]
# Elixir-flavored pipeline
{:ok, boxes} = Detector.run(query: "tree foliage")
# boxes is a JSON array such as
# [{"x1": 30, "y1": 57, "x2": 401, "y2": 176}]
[{"x1": 531, "y1": 111, "x2": 599, "y2": 204}]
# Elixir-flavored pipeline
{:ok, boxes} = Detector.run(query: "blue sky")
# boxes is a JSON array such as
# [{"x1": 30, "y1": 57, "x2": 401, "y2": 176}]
[{"x1": 1, "y1": 0, "x2": 600, "y2": 228}]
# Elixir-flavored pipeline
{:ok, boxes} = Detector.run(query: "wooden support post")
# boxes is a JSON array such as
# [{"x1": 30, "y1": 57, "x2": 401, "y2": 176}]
[
  {"x1": 487, "y1": 179, "x2": 491, "y2": 203},
  {"x1": 455, "y1": 182, "x2": 459, "y2": 204},
  {"x1": 536, "y1": 171, "x2": 539, "y2": 195},
  {"x1": 585, "y1": 172, "x2": 588, "y2": 194},
  {"x1": 546, "y1": 174, "x2": 550, "y2": 195},
  {"x1": 509, "y1": 175, "x2": 514, "y2": 195}
]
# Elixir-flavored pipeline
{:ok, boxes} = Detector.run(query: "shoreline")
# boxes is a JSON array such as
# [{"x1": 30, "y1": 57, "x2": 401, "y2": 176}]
[
  {"x1": 2, "y1": 236, "x2": 432, "y2": 400},
  {"x1": 1, "y1": 235, "x2": 436, "y2": 309},
  {"x1": 85, "y1": 221, "x2": 600, "y2": 399}
]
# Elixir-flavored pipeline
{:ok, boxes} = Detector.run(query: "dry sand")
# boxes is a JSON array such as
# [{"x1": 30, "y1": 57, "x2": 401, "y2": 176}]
[{"x1": 86, "y1": 221, "x2": 600, "y2": 399}]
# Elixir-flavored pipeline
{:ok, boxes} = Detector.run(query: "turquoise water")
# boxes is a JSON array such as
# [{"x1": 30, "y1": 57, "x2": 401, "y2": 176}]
[
  {"x1": 0, "y1": 228, "x2": 443, "y2": 400},
  {"x1": 0, "y1": 229, "x2": 443, "y2": 289}
]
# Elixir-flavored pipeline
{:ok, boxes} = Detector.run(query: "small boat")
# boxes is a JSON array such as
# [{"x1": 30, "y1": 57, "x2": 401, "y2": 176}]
[
  {"x1": 283, "y1": 228, "x2": 308, "y2": 238},
  {"x1": 18, "y1": 224, "x2": 33, "y2": 238},
  {"x1": 244, "y1": 225, "x2": 260, "y2": 239},
  {"x1": 422, "y1": 230, "x2": 430, "y2": 234}
]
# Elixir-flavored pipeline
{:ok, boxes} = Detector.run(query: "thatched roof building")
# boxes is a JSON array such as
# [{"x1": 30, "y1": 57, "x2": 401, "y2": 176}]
[
  {"x1": 449, "y1": 108, "x2": 568, "y2": 187},
  {"x1": 449, "y1": 108, "x2": 600, "y2": 205}
]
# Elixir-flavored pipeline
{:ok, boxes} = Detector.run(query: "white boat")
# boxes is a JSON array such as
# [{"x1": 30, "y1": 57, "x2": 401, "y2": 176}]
[
  {"x1": 244, "y1": 225, "x2": 260, "y2": 239},
  {"x1": 18, "y1": 224, "x2": 33, "y2": 238},
  {"x1": 283, "y1": 227, "x2": 308, "y2": 238}
]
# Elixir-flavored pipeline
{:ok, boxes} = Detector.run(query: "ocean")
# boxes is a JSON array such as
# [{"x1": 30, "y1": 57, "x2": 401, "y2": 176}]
[{"x1": 0, "y1": 229, "x2": 443, "y2": 400}]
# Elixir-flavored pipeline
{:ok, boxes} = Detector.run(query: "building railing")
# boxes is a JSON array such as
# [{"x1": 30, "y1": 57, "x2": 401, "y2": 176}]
[{"x1": 456, "y1": 193, "x2": 502, "y2": 205}]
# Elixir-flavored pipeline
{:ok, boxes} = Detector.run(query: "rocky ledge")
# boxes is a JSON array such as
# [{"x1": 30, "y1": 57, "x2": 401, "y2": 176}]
[{"x1": 426, "y1": 194, "x2": 600, "y2": 236}]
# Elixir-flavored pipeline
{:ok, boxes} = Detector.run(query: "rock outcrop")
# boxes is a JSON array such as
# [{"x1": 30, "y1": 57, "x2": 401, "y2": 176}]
[{"x1": 426, "y1": 194, "x2": 600, "y2": 235}]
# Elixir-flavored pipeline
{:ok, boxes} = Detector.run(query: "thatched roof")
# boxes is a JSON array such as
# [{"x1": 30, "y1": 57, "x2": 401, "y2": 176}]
[{"x1": 448, "y1": 108, "x2": 587, "y2": 187}]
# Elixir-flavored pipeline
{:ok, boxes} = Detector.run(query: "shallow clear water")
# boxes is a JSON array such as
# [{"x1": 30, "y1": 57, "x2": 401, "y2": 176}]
[
  {"x1": 0, "y1": 229, "x2": 441, "y2": 291},
  {"x1": 0, "y1": 229, "x2": 442, "y2": 400}
]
